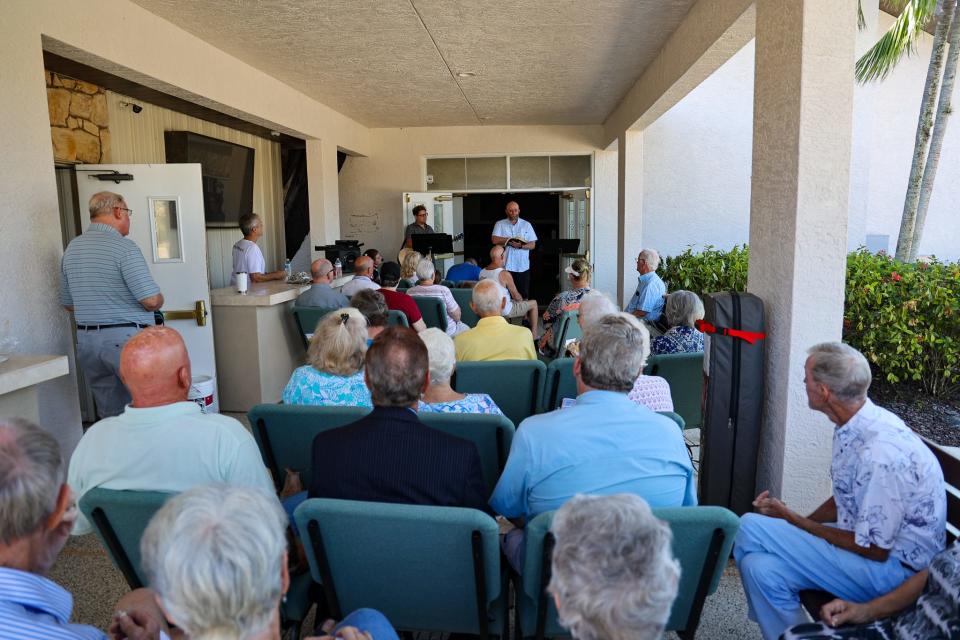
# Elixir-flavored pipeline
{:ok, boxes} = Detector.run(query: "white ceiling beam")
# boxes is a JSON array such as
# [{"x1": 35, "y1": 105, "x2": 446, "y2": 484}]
[{"x1": 602, "y1": 0, "x2": 755, "y2": 146}]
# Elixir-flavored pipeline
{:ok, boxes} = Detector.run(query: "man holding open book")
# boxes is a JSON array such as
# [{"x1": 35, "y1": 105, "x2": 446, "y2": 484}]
[{"x1": 491, "y1": 200, "x2": 537, "y2": 299}]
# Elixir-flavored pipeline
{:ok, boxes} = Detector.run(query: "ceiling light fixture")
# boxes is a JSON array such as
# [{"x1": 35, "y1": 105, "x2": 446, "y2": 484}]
[
  {"x1": 456, "y1": 71, "x2": 477, "y2": 78},
  {"x1": 270, "y1": 131, "x2": 281, "y2": 137}
]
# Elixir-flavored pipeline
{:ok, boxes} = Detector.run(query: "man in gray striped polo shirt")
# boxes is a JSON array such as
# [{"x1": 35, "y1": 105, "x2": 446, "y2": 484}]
[{"x1": 59, "y1": 191, "x2": 163, "y2": 419}]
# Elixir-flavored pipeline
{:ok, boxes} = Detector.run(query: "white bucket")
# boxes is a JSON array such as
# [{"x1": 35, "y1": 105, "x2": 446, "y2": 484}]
[{"x1": 188, "y1": 375, "x2": 219, "y2": 414}]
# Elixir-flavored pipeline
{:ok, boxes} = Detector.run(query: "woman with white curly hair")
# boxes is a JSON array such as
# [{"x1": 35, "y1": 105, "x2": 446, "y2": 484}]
[{"x1": 549, "y1": 493, "x2": 680, "y2": 640}]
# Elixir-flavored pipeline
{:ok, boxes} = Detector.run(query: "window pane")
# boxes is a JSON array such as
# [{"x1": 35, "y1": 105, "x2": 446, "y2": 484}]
[
  {"x1": 433, "y1": 203, "x2": 444, "y2": 232},
  {"x1": 152, "y1": 199, "x2": 181, "y2": 261},
  {"x1": 427, "y1": 158, "x2": 466, "y2": 191},
  {"x1": 510, "y1": 156, "x2": 550, "y2": 189},
  {"x1": 466, "y1": 156, "x2": 507, "y2": 189},
  {"x1": 550, "y1": 155, "x2": 591, "y2": 188}
]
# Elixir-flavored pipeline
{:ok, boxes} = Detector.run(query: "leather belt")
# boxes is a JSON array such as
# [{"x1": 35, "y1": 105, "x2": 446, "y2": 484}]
[{"x1": 76, "y1": 322, "x2": 148, "y2": 331}]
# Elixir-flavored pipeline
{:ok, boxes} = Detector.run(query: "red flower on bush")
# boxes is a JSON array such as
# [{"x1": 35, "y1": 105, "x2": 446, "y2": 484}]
[{"x1": 891, "y1": 271, "x2": 902, "y2": 282}]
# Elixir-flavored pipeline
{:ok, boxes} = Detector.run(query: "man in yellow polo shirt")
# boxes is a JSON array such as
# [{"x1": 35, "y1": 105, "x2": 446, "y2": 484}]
[{"x1": 455, "y1": 280, "x2": 536, "y2": 361}]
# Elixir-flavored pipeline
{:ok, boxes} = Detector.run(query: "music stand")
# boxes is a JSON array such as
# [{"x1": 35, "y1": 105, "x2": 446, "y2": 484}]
[
  {"x1": 538, "y1": 238, "x2": 582, "y2": 256},
  {"x1": 411, "y1": 233, "x2": 454, "y2": 258}
]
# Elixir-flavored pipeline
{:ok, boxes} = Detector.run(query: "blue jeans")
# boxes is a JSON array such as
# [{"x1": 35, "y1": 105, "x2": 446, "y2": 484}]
[
  {"x1": 734, "y1": 513, "x2": 913, "y2": 640},
  {"x1": 335, "y1": 608, "x2": 399, "y2": 640}
]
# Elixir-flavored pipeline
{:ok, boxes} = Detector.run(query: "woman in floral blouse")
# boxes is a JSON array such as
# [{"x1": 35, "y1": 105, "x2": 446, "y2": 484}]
[
  {"x1": 282, "y1": 307, "x2": 372, "y2": 407},
  {"x1": 539, "y1": 258, "x2": 593, "y2": 357},
  {"x1": 651, "y1": 290, "x2": 705, "y2": 355},
  {"x1": 418, "y1": 328, "x2": 503, "y2": 415}
]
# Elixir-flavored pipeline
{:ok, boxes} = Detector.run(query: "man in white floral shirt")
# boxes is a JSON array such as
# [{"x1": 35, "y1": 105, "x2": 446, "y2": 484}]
[{"x1": 734, "y1": 342, "x2": 946, "y2": 640}]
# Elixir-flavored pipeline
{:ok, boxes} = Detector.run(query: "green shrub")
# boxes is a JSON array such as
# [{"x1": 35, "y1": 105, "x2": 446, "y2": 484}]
[
  {"x1": 660, "y1": 245, "x2": 749, "y2": 295},
  {"x1": 660, "y1": 245, "x2": 960, "y2": 398},
  {"x1": 843, "y1": 249, "x2": 959, "y2": 397}
]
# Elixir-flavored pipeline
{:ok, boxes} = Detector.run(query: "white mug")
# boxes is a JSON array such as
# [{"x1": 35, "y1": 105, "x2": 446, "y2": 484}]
[{"x1": 236, "y1": 272, "x2": 249, "y2": 294}]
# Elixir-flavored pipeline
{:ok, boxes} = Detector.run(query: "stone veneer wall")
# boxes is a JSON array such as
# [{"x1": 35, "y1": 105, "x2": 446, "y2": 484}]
[{"x1": 46, "y1": 71, "x2": 110, "y2": 163}]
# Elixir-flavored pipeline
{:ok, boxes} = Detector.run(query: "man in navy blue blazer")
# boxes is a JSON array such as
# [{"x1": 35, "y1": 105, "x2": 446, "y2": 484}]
[{"x1": 308, "y1": 326, "x2": 488, "y2": 511}]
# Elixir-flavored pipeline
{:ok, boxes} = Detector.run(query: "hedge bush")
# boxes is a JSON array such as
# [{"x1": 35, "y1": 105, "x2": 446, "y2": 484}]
[{"x1": 660, "y1": 245, "x2": 960, "y2": 398}]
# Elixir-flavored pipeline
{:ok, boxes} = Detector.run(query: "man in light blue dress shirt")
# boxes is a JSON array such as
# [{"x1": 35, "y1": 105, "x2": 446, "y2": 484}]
[
  {"x1": 489, "y1": 313, "x2": 696, "y2": 572},
  {"x1": 491, "y1": 201, "x2": 537, "y2": 299},
  {"x1": 0, "y1": 418, "x2": 169, "y2": 640},
  {"x1": 735, "y1": 343, "x2": 946, "y2": 640},
  {"x1": 625, "y1": 248, "x2": 667, "y2": 323}
]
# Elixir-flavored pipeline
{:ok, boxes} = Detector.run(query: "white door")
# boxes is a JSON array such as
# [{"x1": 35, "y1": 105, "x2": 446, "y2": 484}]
[
  {"x1": 75, "y1": 164, "x2": 218, "y2": 405},
  {"x1": 402, "y1": 192, "x2": 455, "y2": 273},
  {"x1": 558, "y1": 189, "x2": 590, "y2": 291}
]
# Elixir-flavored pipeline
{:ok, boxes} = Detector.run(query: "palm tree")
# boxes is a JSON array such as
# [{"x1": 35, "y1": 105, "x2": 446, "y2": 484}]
[{"x1": 857, "y1": 0, "x2": 953, "y2": 261}]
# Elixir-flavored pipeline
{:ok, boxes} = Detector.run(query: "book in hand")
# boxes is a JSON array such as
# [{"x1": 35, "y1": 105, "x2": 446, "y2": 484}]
[{"x1": 503, "y1": 237, "x2": 525, "y2": 248}]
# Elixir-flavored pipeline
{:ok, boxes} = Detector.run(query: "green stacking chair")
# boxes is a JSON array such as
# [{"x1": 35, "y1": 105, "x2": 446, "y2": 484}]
[
  {"x1": 248, "y1": 404, "x2": 371, "y2": 491},
  {"x1": 454, "y1": 360, "x2": 546, "y2": 427},
  {"x1": 549, "y1": 310, "x2": 581, "y2": 357},
  {"x1": 295, "y1": 499, "x2": 507, "y2": 638},
  {"x1": 410, "y1": 295, "x2": 448, "y2": 332},
  {"x1": 293, "y1": 306, "x2": 336, "y2": 349},
  {"x1": 387, "y1": 309, "x2": 409, "y2": 327},
  {"x1": 450, "y1": 288, "x2": 480, "y2": 327},
  {"x1": 419, "y1": 412, "x2": 515, "y2": 495},
  {"x1": 658, "y1": 410, "x2": 686, "y2": 430},
  {"x1": 80, "y1": 488, "x2": 316, "y2": 637},
  {"x1": 541, "y1": 357, "x2": 576, "y2": 411},
  {"x1": 644, "y1": 352, "x2": 704, "y2": 429},
  {"x1": 517, "y1": 505, "x2": 739, "y2": 640}
]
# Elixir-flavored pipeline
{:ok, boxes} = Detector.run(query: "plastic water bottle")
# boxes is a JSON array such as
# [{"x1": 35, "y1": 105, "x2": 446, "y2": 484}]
[
  {"x1": 284, "y1": 259, "x2": 292, "y2": 278},
  {"x1": 334, "y1": 258, "x2": 342, "y2": 278}
]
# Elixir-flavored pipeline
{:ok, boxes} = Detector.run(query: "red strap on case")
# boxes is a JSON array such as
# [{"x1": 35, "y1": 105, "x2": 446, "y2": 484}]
[{"x1": 695, "y1": 319, "x2": 766, "y2": 345}]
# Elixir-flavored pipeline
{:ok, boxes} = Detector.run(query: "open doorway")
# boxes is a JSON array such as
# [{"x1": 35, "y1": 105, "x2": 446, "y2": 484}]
[{"x1": 460, "y1": 192, "x2": 562, "y2": 305}]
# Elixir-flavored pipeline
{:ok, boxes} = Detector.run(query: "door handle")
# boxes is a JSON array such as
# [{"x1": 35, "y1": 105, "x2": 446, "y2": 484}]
[{"x1": 162, "y1": 300, "x2": 208, "y2": 327}]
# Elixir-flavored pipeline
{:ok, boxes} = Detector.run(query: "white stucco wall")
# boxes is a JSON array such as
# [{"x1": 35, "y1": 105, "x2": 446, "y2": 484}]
[{"x1": 642, "y1": 12, "x2": 960, "y2": 263}]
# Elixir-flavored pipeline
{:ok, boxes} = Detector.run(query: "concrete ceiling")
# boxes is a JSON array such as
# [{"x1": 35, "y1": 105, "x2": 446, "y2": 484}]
[{"x1": 132, "y1": 0, "x2": 699, "y2": 128}]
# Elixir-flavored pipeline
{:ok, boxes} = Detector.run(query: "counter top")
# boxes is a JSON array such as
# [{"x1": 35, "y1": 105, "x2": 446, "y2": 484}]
[
  {"x1": 0, "y1": 355, "x2": 70, "y2": 396},
  {"x1": 210, "y1": 282, "x2": 311, "y2": 307}
]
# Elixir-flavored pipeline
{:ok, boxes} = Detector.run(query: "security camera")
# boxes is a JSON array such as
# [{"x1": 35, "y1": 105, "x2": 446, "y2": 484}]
[{"x1": 131, "y1": 104, "x2": 143, "y2": 114}]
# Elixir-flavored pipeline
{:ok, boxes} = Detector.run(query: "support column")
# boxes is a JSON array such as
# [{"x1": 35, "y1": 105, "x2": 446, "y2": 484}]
[
  {"x1": 306, "y1": 138, "x2": 341, "y2": 257},
  {"x1": 748, "y1": 0, "x2": 857, "y2": 512},
  {"x1": 617, "y1": 130, "x2": 644, "y2": 306}
]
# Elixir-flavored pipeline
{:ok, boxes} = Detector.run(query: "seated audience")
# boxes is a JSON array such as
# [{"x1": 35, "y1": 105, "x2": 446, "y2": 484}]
[
  {"x1": 564, "y1": 290, "x2": 618, "y2": 358},
  {"x1": 283, "y1": 307, "x2": 372, "y2": 407},
  {"x1": 378, "y1": 261, "x2": 427, "y2": 331},
  {"x1": 550, "y1": 494, "x2": 680, "y2": 640},
  {"x1": 408, "y1": 259, "x2": 470, "y2": 335},
  {"x1": 625, "y1": 248, "x2": 667, "y2": 324},
  {"x1": 309, "y1": 326, "x2": 487, "y2": 510},
  {"x1": 142, "y1": 484, "x2": 399, "y2": 640},
  {"x1": 363, "y1": 248, "x2": 383, "y2": 284},
  {"x1": 296, "y1": 258, "x2": 349, "y2": 309},
  {"x1": 418, "y1": 328, "x2": 503, "y2": 416},
  {"x1": 341, "y1": 255, "x2": 381, "y2": 297},
  {"x1": 538, "y1": 257, "x2": 593, "y2": 356},
  {"x1": 67, "y1": 327, "x2": 274, "y2": 535},
  {"x1": 736, "y1": 342, "x2": 946, "y2": 640},
  {"x1": 454, "y1": 279, "x2": 536, "y2": 361},
  {"x1": 351, "y1": 289, "x2": 389, "y2": 342},
  {"x1": 652, "y1": 290, "x2": 705, "y2": 355},
  {"x1": 445, "y1": 257, "x2": 482, "y2": 283},
  {"x1": 625, "y1": 316, "x2": 674, "y2": 412},
  {"x1": 782, "y1": 540, "x2": 960, "y2": 639},
  {"x1": 490, "y1": 313, "x2": 696, "y2": 571},
  {"x1": 479, "y1": 245, "x2": 539, "y2": 336},
  {"x1": 0, "y1": 417, "x2": 169, "y2": 639},
  {"x1": 400, "y1": 250, "x2": 422, "y2": 288}
]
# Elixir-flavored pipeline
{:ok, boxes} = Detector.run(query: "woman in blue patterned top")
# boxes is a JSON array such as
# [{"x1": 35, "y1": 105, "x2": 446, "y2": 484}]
[
  {"x1": 651, "y1": 290, "x2": 705, "y2": 355},
  {"x1": 418, "y1": 328, "x2": 503, "y2": 415},
  {"x1": 282, "y1": 307, "x2": 372, "y2": 407}
]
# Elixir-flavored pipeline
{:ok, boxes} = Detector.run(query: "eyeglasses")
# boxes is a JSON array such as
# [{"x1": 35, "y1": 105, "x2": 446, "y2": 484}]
[{"x1": 117, "y1": 207, "x2": 133, "y2": 217}]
